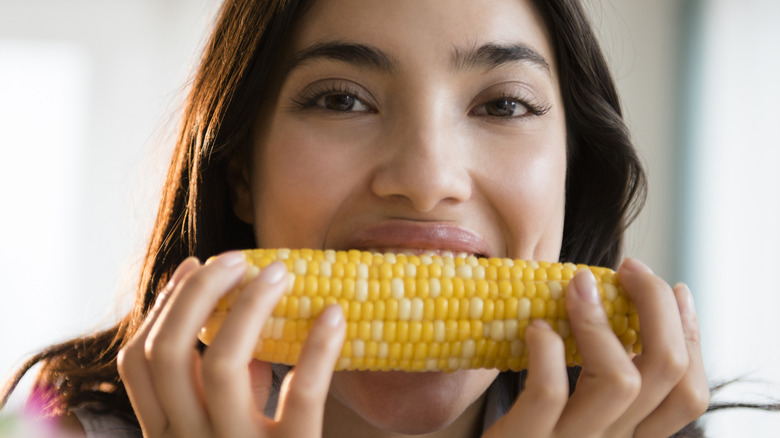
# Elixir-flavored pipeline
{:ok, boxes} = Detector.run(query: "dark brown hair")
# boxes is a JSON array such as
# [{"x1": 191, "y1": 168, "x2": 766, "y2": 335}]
[{"x1": 2, "y1": 0, "x2": 651, "y2": 427}]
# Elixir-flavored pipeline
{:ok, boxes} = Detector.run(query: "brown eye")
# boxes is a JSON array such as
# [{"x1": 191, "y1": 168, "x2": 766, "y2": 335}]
[
  {"x1": 315, "y1": 93, "x2": 370, "y2": 112},
  {"x1": 480, "y1": 99, "x2": 529, "y2": 117}
]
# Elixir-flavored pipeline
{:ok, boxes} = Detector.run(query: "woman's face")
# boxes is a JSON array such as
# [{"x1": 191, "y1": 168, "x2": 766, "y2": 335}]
[{"x1": 234, "y1": 0, "x2": 567, "y2": 433}]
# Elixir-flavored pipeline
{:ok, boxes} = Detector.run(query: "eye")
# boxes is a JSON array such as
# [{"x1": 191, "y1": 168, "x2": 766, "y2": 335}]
[
  {"x1": 314, "y1": 93, "x2": 371, "y2": 112},
  {"x1": 292, "y1": 80, "x2": 376, "y2": 114},
  {"x1": 472, "y1": 97, "x2": 530, "y2": 118}
]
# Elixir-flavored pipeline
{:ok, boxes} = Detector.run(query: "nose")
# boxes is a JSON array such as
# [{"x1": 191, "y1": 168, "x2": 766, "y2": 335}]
[{"x1": 370, "y1": 108, "x2": 472, "y2": 213}]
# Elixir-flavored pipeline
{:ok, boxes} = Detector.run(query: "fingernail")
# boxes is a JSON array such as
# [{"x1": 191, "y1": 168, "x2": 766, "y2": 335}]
[
  {"x1": 529, "y1": 319, "x2": 551, "y2": 330},
  {"x1": 622, "y1": 258, "x2": 653, "y2": 274},
  {"x1": 675, "y1": 283, "x2": 695, "y2": 316},
  {"x1": 215, "y1": 251, "x2": 246, "y2": 267},
  {"x1": 573, "y1": 270, "x2": 599, "y2": 303},
  {"x1": 261, "y1": 261, "x2": 287, "y2": 285},
  {"x1": 320, "y1": 304, "x2": 344, "y2": 328}
]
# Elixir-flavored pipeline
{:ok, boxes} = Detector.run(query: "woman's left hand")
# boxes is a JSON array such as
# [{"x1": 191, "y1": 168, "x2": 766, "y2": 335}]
[{"x1": 484, "y1": 258, "x2": 710, "y2": 438}]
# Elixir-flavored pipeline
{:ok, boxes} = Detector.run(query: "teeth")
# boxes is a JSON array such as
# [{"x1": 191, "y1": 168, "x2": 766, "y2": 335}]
[{"x1": 363, "y1": 248, "x2": 476, "y2": 258}]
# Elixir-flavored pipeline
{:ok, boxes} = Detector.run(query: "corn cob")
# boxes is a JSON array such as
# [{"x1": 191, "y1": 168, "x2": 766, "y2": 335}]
[{"x1": 198, "y1": 249, "x2": 640, "y2": 372}]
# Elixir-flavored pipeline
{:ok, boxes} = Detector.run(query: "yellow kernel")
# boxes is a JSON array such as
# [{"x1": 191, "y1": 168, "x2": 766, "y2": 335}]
[{"x1": 530, "y1": 297, "x2": 546, "y2": 319}]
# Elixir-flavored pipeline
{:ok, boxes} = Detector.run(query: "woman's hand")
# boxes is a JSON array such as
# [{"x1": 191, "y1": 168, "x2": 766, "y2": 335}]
[
  {"x1": 484, "y1": 258, "x2": 710, "y2": 438},
  {"x1": 118, "y1": 252, "x2": 346, "y2": 438}
]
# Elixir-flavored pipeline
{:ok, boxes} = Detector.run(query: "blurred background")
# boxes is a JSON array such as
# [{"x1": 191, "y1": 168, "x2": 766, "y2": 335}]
[{"x1": 0, "y1": 0, "x2": 778, "y2": 435}]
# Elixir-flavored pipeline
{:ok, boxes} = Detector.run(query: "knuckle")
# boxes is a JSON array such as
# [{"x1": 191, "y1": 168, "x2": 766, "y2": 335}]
[
  {"x1": 201, "y1": 355, "x2": 242, "y2": 387},
  {"x1": 650, "y1": 348, "x2": 690, "y2": 384},
  {"x1": 606, "y1": 365, "x2": 642, "y2": 401},
  {"x1": 680, "y1": 383, "x2": 712, "y2": 419},
  {"x1": 144, "y1": 336, "x2": 181, "y2": 370}
]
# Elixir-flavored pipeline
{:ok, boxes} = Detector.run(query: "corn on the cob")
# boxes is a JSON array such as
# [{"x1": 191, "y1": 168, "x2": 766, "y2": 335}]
[{"x1": 198, "y1": 249, "x2": 640, "y2": 372}]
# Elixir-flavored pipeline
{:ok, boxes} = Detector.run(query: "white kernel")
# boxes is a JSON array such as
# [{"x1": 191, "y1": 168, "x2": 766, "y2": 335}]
[
  {"x1": 549, "y1": 281, "x2": 563, "y2": 299},
  {"x1": 448, "y1": 358, "x2": 460, "y2": 370},
  {"x1": 383, "y1": 253, "x2": 396, "y2": 264},
  {"x1": 338, "y1": 358, "x2": 351, "y2": 369},
  {"x1": 429, "y1": 278, "x2": 441, "y2": 298},
  {"x1": 405, "y1": 263, "x2": 417, "y2": 278},
  {"x1": 320, "y1": 261, "x2": 332, "y2": 277},
  {"x1": 411, "y1": 298, "x2": 424, "y2": 321},
  {"x1": 357, "y1": 263, "x2": 369, "y2": 279},
  {"x1": 473, "y1": 265, "x2": 485, "y2": 280},
  {"x1": 603, "y1": 283, "x2": 618, "y2": 301},
  {"x1": 465, "y1": 255, "x2": 479, "y2": 266},
  {"x1": 353, "y1": 340, "x2": 365, "y2": 358},
  {"x1": 399, "y1": 298, "x2": 411, "y2": 320},
  {"x1": 434, "y1": 321, "x2": 446, "y2": 342},
  {"x1": 456, "y1": 264, "x2": 473, "y2": 279},
  {"x1": 420, "y1": 254, "x2": 433, "y2": 265},
  {"x1": 272, "y1": 318, "x2": 285, "y2": 340},
  {"x1": 299, "y1": 296, "x2": 311, "y2": 319},
  {"x1": 505, "y1": 319, "x2": 518, "y2": 340},
  {"x1": 378, "y1": 342, "x2": 389, "y2": 359},
  {"x1": 355, "y1": 279, "x2": 368, "y2": 302},
  {"x1": 517, "y1": 297, "x2": 531, "y2": 320},
  {"x1": 277, "y1": 248, "x2": 290, "y2": 259},
  {"x1": 462, "y1": 339, "x2": 476, "y2": 358},
  {"x1": 443, "y1": 265, "x2": 456, "y2": 278},
  {"x1": 391, "y1": 278, "x2": 405, "y2": 299},
  {"x1": 557, "y1": 320, "x2": 571, "y2": 339},
  {"x1": 294, "y1": 258, "x2": 307, "y2": 276},
  {"x1": 511, "y1": 340, "x2": 525, "y2": 357},
  {"x1": 371, "y1": 321, "x2": 384, "y2": 342},
  {"x1": 286, "y1": 273, "x2": 295, "y2": 291},
  {"x1": 490, "y1": 320, "x2": 505, "y2": 341},
  {"x1": 324, "y1": 249, "x2": 336, "y2": 263},
  {"x1": 246, "y1": 264, "x2": 261, "y2": 281},
  {"x1": 426, "y1": 359, "x2": 438, "y2": 371},
  {"x1": 469, "y1": 297, "x2": 484, "y2": 319},
  {"x1": 261, "y1": 318, "x2": 273, "y2": 338}
]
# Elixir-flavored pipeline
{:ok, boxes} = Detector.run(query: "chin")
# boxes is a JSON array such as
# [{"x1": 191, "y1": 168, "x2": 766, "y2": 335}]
[{"x1": 329, "y1": 369, "x2": 497, "y2": 434}]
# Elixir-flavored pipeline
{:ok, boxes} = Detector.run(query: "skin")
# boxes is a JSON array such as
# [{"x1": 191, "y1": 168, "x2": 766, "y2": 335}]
[{"x1": 108, "y1": 1, "x2": 710, "y2": 437}]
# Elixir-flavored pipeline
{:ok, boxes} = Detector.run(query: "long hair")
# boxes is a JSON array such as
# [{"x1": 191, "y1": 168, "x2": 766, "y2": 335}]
[{"x1": 2, "y1": 0, "x2": 650, "y2": 425}]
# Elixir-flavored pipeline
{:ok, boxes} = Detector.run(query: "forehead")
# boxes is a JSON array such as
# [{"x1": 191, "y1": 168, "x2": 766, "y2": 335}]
[{"x1": 287, "y1": 0, "x2": 556, "y2": 73}]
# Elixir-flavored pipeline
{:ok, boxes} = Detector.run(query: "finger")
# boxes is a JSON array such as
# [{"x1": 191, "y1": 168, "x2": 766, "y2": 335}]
[
  {"x1": 276, "y1": 304, "x2": 345, "y2": 436},
  {"x1": 609, "y1": 259, "x2": 689, "y2": 434},
  {"x1": 145, "y1": 251, "x2": 248, "y2": 436},
  {"x1": 555, "y1": 270, "x2": 641, "y2": 435},
  {"x1": 634, "y1": 283, "x2": 710, "y2": 438},
  {"x1": 118, "y1": 257, "x2": 200, "y2": 434},
  {"x1": 484, "y1": 320, "x2": 567, "y2": 438},
  {"x1": 249, "y1": 359, "x2": 274, "y2": 416},
  {"x1": 201, "y1": 261, "x2": 288, "y2": 436}
]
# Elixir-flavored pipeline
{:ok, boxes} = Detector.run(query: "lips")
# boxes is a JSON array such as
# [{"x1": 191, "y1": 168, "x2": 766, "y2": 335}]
[{"x1": 340, "y1": 221, "x2": 492, "y2": 258}]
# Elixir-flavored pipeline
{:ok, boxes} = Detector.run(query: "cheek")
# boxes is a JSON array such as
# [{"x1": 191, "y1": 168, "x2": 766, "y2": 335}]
[
  {"x1": 484, "y1": 134, "x2": 567, "y2": 260},
  {"x1": 252, "y1": 129, "x2": 361, "y2": 248}
]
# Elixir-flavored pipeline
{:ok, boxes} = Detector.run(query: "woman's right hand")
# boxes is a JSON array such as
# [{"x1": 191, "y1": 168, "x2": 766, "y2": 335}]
[{"x1": 117, "y1": 252, "x2": 346, "y2": 438}]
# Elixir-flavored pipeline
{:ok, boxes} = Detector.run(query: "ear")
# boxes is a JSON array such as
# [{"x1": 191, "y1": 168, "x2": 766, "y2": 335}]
[{"x1": 226, "y1": 152, "x2": 255, "y2": 224}]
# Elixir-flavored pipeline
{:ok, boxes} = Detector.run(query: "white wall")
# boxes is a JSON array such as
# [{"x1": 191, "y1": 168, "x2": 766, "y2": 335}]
[
  {"x1": 589, "y1": 0, "x2": 780, "y2": 435},
  {"x1": 0, "y1": 0, "x2": 220, "y2": 412}
]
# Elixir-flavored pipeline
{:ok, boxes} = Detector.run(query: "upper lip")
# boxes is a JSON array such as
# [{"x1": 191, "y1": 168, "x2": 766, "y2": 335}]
[{"x1": 338, "y1": 221, "x2": 493, "y2": 257}]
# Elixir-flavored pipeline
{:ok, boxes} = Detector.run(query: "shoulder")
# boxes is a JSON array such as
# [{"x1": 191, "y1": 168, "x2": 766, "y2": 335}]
[
  {"x1": 65, "y1": 408, "x2": 143, "y2": 438},
  {"x1": 53, "y1": 412, "x2": 87, "y2": 437}
]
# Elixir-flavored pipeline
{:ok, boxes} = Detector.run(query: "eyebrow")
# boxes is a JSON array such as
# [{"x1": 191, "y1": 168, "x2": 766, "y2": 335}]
[
  {"x1": 283, "y1": 40, "x2": 551, "y2": 77},
  {"x1": 284, "y1": 41, "x2": 399, "y2": 76},
  {"x1": 452, "y1": 43, "x2": 551, "y2": 75}
]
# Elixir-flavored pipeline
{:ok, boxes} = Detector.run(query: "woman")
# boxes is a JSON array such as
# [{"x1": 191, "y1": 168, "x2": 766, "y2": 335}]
[{"x1": 1, "y1": 0, "x2": 710, "y2": 436}]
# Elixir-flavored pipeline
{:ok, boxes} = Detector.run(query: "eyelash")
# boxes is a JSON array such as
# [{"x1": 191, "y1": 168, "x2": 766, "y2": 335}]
[
  {"x1": 292, "y1": 82, "x2": 376, "y2": 113},
  {"x1": 471, "y1": 93, "x2": 551, "y2": 119},
  {"x1": 292, "y1": 83, "x2": 551, "y2": 120}
]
